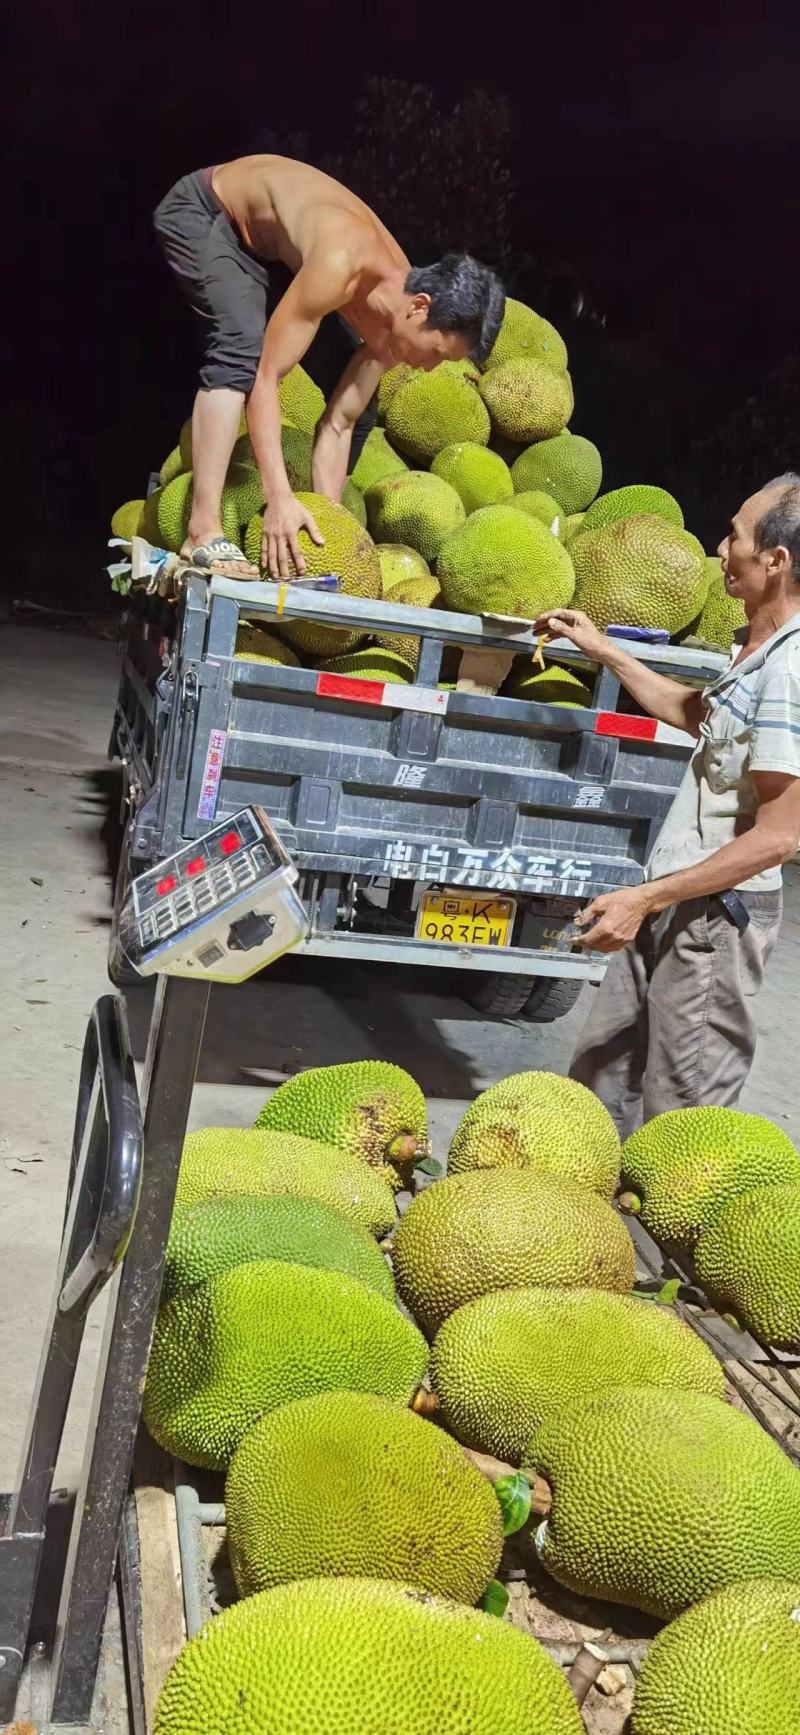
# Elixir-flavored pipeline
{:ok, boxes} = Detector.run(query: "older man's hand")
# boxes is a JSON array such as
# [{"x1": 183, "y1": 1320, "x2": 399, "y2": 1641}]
[{"x1": 573, "y1": 885, "x2": 653, "y2": 953}]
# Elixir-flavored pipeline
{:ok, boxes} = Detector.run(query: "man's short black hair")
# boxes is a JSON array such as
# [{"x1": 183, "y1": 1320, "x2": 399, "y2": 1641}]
[
  {"x1": 755, "y1": 473, "x2": 800, "y2": 583},
  {"x1": 405, "y1": 253, "x2": 505, "y2": 364}
]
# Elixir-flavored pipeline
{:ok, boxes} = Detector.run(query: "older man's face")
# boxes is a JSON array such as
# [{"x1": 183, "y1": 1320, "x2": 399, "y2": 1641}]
[{"x1": 717, "y1": 488, "x2": 781, "y2": 597}]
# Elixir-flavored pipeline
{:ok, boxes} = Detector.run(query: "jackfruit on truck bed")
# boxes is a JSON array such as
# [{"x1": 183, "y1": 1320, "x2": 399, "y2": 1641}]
[
  {"x1": 692, "y1": 562, "x2": 747, "y2": 650},
  {"x1": 448, "y1": 1070, "x2": 621, "y2": 1197},
  {"x1": 572, "y1": 513, "x2": 708, "y2": 634},
  {"x1": 526, "y1": 1386, "x2": 800, "y2": 1619},
  {"x1": 436, "y1": 505, "x2": 575, "y2": 618},
  {"x1": 373, "y1": 572, "x2": 440, "y2": 666},
  {"x1": 479, "y1": 359, "x2": 574, "y2": 443},
  {"x1": 620, "y1": 1106, "x2": 800, "y2": 1250},
  {"x1": 694, "y1": 1182, "x2": 800, "y2": 1349},
  {"x1": 506, "y1": 489, "x2": 561, "y2": 531},
  {"x1": 377, "y1": 543, "x2": 431, "y2": 592},
  {"x1": 386, "y1": 370, "x2": 490, "y2": 465},
  {"x1": 153, "y1": 1575, "x2": 585, "y2": 1735},
  {"x1": 244, "y1": 493, "x2": 381, "y2": 657},
  {"x1": 377, "y1": 363, "x2": 420, "y2": 421},
  {"x1": 431, "y1": 442, "x2": 513, "y2": 513},
  {"x1": 352, "y1": 427, "x2": 409, "y2": 492},
  {"x1": 392, "y1": 1168, "x2": 635, "y2": 1337},
  {"x1": 143, "y1": 1259, "x2": 427, "y2": 1469},
  {"x1": 319, "y1": 647, "x2": 416, "y2": 684},
  {"x1": 234, "y1": 625, "x2": 299, "y2": 665},
  {"x1": 158, "y1": 446, "x2": 186, "y2": 488},
  {"x1": 504, "y1": 662, "x2": 592, "y2": 707},
  {"x1": 254, "y1": 1060, "x2": 429, "y2": 1175},
  {"x1": 225, "y1": 1390, "x2": 502, "y2": 1601},
  {"x1": 110, "y1": 500, "x2": 145, "y2": 539},
  {"x1": 157, "y1": 472, "x2": 240, "y2": 554},
  {"x1": 431, "y1": 1286, "x2": 725, "y2": 1461},
  {"x1": 581, "y1": 484, "x2": 684, "y2": 534},
  {"x1": 277, "y1": 364, "x2": 325, "y2": 432},
  {"x1": 174, "y1": 1127, "x2": 396, "y2": 1237},
  {"x1": 162, "y1": 1193, "x2": 395, "y2": 1304},
  {"x1": 630, "y1": 1577, "x2": 800, "y2": 1735},
  {"x1": 366, "y1": 472, "x2": 466, "y2": 562},
  {"x1": 485, "y1": 298, "x2": 569, "y2": 373},
  {"x1": 511, "y1": 432, "x2": 601, "y2": 512}
]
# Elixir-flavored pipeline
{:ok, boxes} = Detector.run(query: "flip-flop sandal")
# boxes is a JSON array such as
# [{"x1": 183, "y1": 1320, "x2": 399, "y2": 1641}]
[{"x1": 188, "y1": 537, "x2": 260, "y2": 579}]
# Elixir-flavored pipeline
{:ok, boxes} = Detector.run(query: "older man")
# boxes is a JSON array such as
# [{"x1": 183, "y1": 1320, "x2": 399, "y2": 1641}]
[{"x1": 537, "y1": 473, "x2": 800, "y2": 1135}]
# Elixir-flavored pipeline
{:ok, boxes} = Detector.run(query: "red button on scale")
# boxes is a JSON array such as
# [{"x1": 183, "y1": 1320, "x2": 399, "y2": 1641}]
[
  {"x1": 157, "y1": 874, "x2": 176, "y2": 896},
  {"x1": 220, "y1": 831, "x2": 241, "y2": 855},
  {"x1": 186, "y1": 856, "x2": 207, "y2": 877}
]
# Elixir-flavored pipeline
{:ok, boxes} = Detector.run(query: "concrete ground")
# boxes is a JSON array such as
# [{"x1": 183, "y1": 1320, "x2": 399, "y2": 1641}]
[{"x1": 2, "y1": 621, "x2": 800, "y2": 1489}]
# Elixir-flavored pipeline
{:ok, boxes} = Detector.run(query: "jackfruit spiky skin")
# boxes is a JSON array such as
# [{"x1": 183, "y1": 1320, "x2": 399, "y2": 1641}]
[
  {"x1": 175, "y1": 1127, "x2": 396, "y2": 1237},
  {"x1": 319, "y1": 647, "x2": 416, "y2": 684},
  {"x1": 432, "y1": 1287, "x2": 725, "y2": 1461},
  {"x1": 507, "y1": 489, "x2": 562, "y2": 530},
  {"x1": 373, "y1": 573, "x2": 440, "y2": 666},
  {"x1": 693, "y1": 564, "x2": 747, "y2": 650},
  {"x1": 156, "y1": 472, "x2": 240, "y2": 554},
  {"x1": 479, "y1": 360, "x2": 574, "y2": 443},
  {"x1": 158, "y1": 446, "x2": 186, "y2": 488},
  {"x1": 436, "y1": 506, "x2": 575, "y2": 618},
  {"x1": 280, "y1": 424, "x2": 314, "y2": 491},
  {"x1": 366, "y1": 472, "x2": 466, "y2": 562},
  {"x1": 572, "y1": 514, "x2": 708, "y2": 634},
  {"x1": 254, "y1": 1060, "x2": 428, "y2": 1174},
  {"x1": 162, "y1": 1193, "x2": 395, "y2": 1305},
  {"x1": 392, "y1": 1169, "x2": 635, "y2": 1338},
  {"x1": 225, "y1": 1390, "x2": 503, "y2": 1602},
  {"x1": 234, "y1": 625, "x2": 300, "y2": 666},
  {"x1": 694, "y1": 1183, "x2": 800, "y2": 1349},
  {"x1": 276, "y1": 364, "x2": 325, "y2": 432},
  {"x1": 244, "y1": 494, "x2": 380, "y2": 657},
  {"x1": 110, "y1": 499, "x2": 145, "y2": 539},
  {"x1": 386, "y1": 370, "x2": 490, "y2": 465},
  {"x1": 485, "y1": 299, "x2": 569, "y2": 373},
  {"x1": 630, "y1": 1577, "x2": 800, "y2": 1735},
  {"x1": 448, "y1": 1070, "x2": 621, "y2": 1197},
  {"x1": 504, "y1": 662, "x2": 593, "y2": 707},
  {"x1": 560, "y1": 512, "x2": 586, "y2": 543},
  {"x1": 377, "y1": 543, "x2": 431, "y2": 592},
  {"x1": 153, "y1": 1575, "x2": 585, "y2": 1735},
  {"x1": 342, "y1": 478, "x2": 367, "y2": 525},
  {"x1": 581, "y1": 484, "x2": 684, "y2": 534},
  {"x1": 430, "y1": 442, "x2": 513, "y2": 513},
  {"x1": 527, "y1": 1387, "x2": 800, "y2": 1620},
  {"x1": 377, "y1": 363, "x2": 420, "y2": 421},
  {"x1": 352, "y1": 427, "x2": 409, "y2": 492},
  {"x1": 620, "y1": 1107, "x2": 800, "y2": 1251},
  {"x1": 511, "y1": 432, "x2": 602, "y2": 512},
  {"x1": 144, "y1": 1260, "x2": 427, "y2": 1469}
]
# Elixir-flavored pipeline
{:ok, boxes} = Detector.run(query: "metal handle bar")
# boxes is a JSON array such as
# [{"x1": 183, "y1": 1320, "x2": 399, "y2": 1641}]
[{"x1": 58, "y1": 995, "x2": 143, "y2": 1319}]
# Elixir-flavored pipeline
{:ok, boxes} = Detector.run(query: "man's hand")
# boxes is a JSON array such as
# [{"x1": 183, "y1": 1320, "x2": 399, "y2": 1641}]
[
  {"x1": 262, "y1": 496, "x2": 324, "y2": 580},
  {"x1": 573, "y1": 884, "x2": 653, "y2": 953},
  {"x1": 533, "y1": 608, "x2": 610, "y2": 662}
]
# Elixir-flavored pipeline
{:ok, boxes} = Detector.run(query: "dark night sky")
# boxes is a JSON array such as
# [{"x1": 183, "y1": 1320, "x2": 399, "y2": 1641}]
[{"x1": 3, "y1": 0, "x2": 799, "y2": 603}]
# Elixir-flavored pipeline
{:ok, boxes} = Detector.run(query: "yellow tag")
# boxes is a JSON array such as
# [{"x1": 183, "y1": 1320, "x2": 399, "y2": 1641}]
[
  {"x1": 532, "y1": 633, "x2": 547, "y2": 672},
  {"x1": 276, "y1": 584, "x2": 287, "y2": 618}
]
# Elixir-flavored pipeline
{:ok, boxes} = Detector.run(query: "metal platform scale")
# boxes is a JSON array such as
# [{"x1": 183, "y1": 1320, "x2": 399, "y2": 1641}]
[{"x1": 0, "y1": 807, "x2": 307, "y2": 1731}]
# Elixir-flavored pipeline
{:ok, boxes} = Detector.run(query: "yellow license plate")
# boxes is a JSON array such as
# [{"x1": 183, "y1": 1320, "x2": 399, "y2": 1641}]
[{"x1": 415, "y1": 890, "x2": 516, "y2": 948}]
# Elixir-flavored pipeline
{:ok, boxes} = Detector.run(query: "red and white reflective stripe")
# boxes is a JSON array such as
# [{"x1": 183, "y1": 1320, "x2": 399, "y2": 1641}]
[
  {"x1": 316, "y1": 674, "x2": 448, "y2": 716},
  {"x1": 594, "y1": 712, "x2": 694, "y2": 747}
]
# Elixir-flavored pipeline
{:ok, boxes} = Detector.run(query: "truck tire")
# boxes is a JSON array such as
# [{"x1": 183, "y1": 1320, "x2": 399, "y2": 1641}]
[
  {"x1": 465, "y1": 972, "x2": 537, "y2": 1019},
  {"x1": 107, "y1": 832, "x2": 144, "y2": 990},
  {"x1": 521, "y1": 975, "x2": 584, "y2": 1023}
]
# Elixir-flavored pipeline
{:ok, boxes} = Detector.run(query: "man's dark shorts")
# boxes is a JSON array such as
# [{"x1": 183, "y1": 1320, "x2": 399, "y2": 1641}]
[{"x1": 153, "y1": 169, "x2": 377, "y2": 469}]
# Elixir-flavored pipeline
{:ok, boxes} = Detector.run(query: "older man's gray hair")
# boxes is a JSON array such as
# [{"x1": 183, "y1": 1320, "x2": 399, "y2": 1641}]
[{"x1": 755, "y1": 473, "x2": 800, "y2": 582}]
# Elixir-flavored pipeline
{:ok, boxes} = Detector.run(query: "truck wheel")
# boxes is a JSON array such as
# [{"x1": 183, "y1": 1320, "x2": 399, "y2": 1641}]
[
  {"x1": 107, "y1": 832, "x2": 144, "y2": 990},
  {"x1": 522, "y1": 975, "x2": 584, "y2": 1023},
  {"x1": 465, "y1": 973, "x2": 537, "y2": 1019}
]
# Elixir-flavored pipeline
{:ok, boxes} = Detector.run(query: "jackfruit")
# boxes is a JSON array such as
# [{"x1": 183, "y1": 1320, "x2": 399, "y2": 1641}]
[
  {"x1": 392, "y1": 1169, "x2": 635, "y2": 1337},
  {"x1": 572, "y1": 514, "x2": 708, "y2": 634},
  {"x1": 504, "y1": 662, "x2": 593, "y2": 707},
  {"x1": 486, "y1": 299, "x2": 569, "y2": 373},
  {"x1": 221, "y1": 462, "x2": 265, "y2": 525},
  {"x1": 244, "y1": 493, "x2": 381, "y2": 657},
  {"x1": 373, "y1": 573, "x2": 440, "y2": 666},
  {"x1": 620, "y1": 1107, "x2": 800, "y2": 1250},
  {"x1": 694, "y1": 1183, "x2": 800, "y2": 1349},
  {"x1": 581, "y1": 484, "x2": 684, "y2": 534},
  {"x1": 110, "y1": 500, "x2": 145, "y2": 539},
  {"x1": 157, "y1": 472, "x2": 240, "y2": 554},
  {"x1": 234, "y1": 625, "x2": 300, "y2": 665},
  {"x1": 280, "y1": 424, "x2": 314, "y2": 491},
  {"x1": 254, "y1": 1060, "x2": 429, "y2": 1174},
  {"x1": 277, "y1": 364, "x2": 325, "y2": 432},
  {"x1": 352, "y1": 427, "x2": 409, "y2": 492},
  {"x1": 386, "y1": 369, "x2": 490, "y2": 465},
  {"x1": 507, "y1": 490, "x2": 562, "y2": 531},
  {"x1": 479, "y1": 360, "x2": 574, "y2": 443},
  {"x1": 511, "y1": 432, "x2": 602, "y2": 512},
  {"x1": 527, "y1": 1386, "x2": 800, "y2": 1619},
  {"x1": 342, "y1": 478, "x2": 367, "y2": 525},
  {"x1": 175, "y1": 1127, "x2": 396, "y2": 1237},
  {"x1": 630, "y1": 1577, "x2": 800, "y2": 1735},
  {"x1": 377, "y1": 544, "x2": 432, "y2": 592},
  {"x1": 319, "y1": 647, "x2": 416, "y2": 683},
  {"x1": 143, "y1": 1259, "x2": 427, "y2": 1468},
  {"x1": 437, "y1": 506, "x2": 575, "y2": 618},
  {"x1": 225, "y1": 1390, "x2": 503, "y2": 1601},
  {"x1": 561, "y1": 512, "x2": 586, "y2": 544},
  {"x1": 377, "y1": 363, "x2": 419, "y2": 421},
  {"x1": 153, "y1": 1576, "x2": 585, "y2": 1735},
  {"x1": 448, "y1": 1070, "x2": 621, "y2": 1197},
  {"x1": 431, "y1": 443, "x2": 513, "y2": 513},
  {"x1": 158, "y1": 446, "x2": 185, "y2": 488},
  {"x1": 366, "y1": 472, "x2": 466, "y2": 562},
  {"x1": 693, "y1": 563, "x2": 746, "y2": 650},
  {"x1": 432, "y1": 1287, "x2": 725, "y2": 1461},
  {"x1": 162, "y1": 1193, "x2": 395, "y2": 1305}
]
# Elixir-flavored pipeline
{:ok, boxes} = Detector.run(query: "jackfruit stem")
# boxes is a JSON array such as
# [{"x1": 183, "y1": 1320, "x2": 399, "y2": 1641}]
[
  {"x1": 411, "y1": 1387, "x2": 440, "y2": 1418},
  {"x1": 461, "y1": 1448, "x2": 552, "y2": 1515},
  {"x1": 388, "y1": 1132, "x2": 432, "y2": 1165},
  {"x1": 617, "y1": 1191, "x2": 642, "y2": 1215},
  {"x1": 567, "y1": 1644, "x2": 609, "y2": 1706}
]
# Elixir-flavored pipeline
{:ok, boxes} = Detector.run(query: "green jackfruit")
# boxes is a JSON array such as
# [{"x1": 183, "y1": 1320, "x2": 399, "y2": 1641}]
[
  {"x1": 234, "y1": 625, "x2": 300, "y2": 666},
  {"x1": 244, "y1": 493, "x2": 381, "y2": 657},
  {"x1": 277, "y1": 365, "x2": 325, "y2": 433},
  {"x1": 342, "y1": 479, "x2": 367, "y2": 525},
  {"x1": 175, "y1": 1127, "x2": 396, "y2": 1237},
  {"x1": 448, "y1": 1070, "x2": 621, "y2": 1197},
  {"x1": 373, "y1": 572, "x2": 440, "y2": 666},
  {"x1": 162, "y1": 1193, "x2": 394, "y2": 1305},
  {"x1": 630, "y1": 1577, "x2": 800, "y2": 1735},
  {"x1": 280, "y1": 424, "x2": 314, "y2": 491},
  {"x1": 366, "y1": 472, "x2": 466, "y2": 562},
  {"x1": 694, "y1": 1183, "x2": 800, "y2": 1349},
  {"x1": 504, "y1": 662, "x2": 593, "y2": 707},
  {"x1": 153, "y1": 1576, "x2": 584, "y2": 1735},
  {"x1": 386, "y1": 370, "x2": 490, "y2": 465},
  {"x1": 507, "y1": 490, "x2": 562, "y2": 530},
  {"x1": 430, "y1": 442, "x2": 513, "y2": 513},
  {"x1": 254, "y1": 1060, "x2": 429, "y2": 1174},
  {"x1": 157, "y1": 472, "x2": 240, "y2": 554},
  {"x1": 485, "y1": 299, "x2": 569, "y2": 373},
  {"x1": 620, "y1": 1107, "x2": 800, "y2": 1250},
  {"x1": 479, "y1": 360, "x2": 573, "y2": 443},
  {"x1": 110, "y1": 499, "x2": 145, "y2": 539},
  {"x1": 377, "y1": 544, "x2": 431, "y2": 592},
  {"x1": 693, "y1": 565, "x2": 747, "y2": 650},
  {"x1": 319, "y1": 647, "x2": 416, "y2": 684},
  {"x1": 158, "y1": 446, "x2": 185, "y2": 488},
  {"x1": 432, "y1": 1287, "x2": 725, "y2": 1461},
  {"x1": 581, "y1": 484, "x2": 683, "y2": 534},
  {"x1": 527, "y1": 1386, "x2": 800, "y2": 1619},
  {"x1": 225, "y1": 1390, "x2": 502, "y2": 1601},
  {"x1": 143, "y1": 1260, "x2": 427, "y2": 1468},
  {"x1": 437, "y1": 506, "x2": 575, "y2": 618},
  {"x1": 377, "y1": 363, "x2": 419, "y2": 421},
  {"x1": 572, "y1": 514, "x2": 708, "y2": 634},
  {"x1": 511, "y1": 433, "x2": 602, "y2": 512},
  {"x1": 140, "y1": 489, "x2": 162, "y2": 545},
  {"x1": 560, "y1": 512, "x2": 586, "y2": 544},
  {"x1": 392, "y1": 1169, "x2": 635, "y2": 1337},
  {"x1": 352, "y1": 428, "x2": 409, "y2": 492}
]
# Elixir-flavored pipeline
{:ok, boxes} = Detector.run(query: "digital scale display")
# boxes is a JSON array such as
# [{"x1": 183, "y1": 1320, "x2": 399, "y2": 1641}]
[{"x1": 129, "y1": 812, "x2": 284, "y2": 956}]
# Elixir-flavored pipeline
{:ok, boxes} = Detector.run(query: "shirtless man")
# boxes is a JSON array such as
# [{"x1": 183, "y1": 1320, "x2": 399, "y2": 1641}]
[{"x1": 154, "y1": 156, "x2": 505, "y2": 578}]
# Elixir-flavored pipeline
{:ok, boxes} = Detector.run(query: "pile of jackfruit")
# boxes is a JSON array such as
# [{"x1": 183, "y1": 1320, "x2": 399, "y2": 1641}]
[{"x1": 148, "y1": 1061, "x2": 800, "y2": 1733}]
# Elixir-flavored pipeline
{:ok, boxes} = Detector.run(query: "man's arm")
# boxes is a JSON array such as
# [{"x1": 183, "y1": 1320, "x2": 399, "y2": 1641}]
[
  {"x1": 536, "y1": 609, "x2": 708, "y2": 735},
  {"x1": 311, "y1": 349, "x2": 384, "y2": 501}
]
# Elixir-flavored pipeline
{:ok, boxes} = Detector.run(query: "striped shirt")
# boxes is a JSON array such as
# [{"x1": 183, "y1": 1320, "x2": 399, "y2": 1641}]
[{"x1": 647, "y1": 614, "x2": 800, "y2": 891}]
